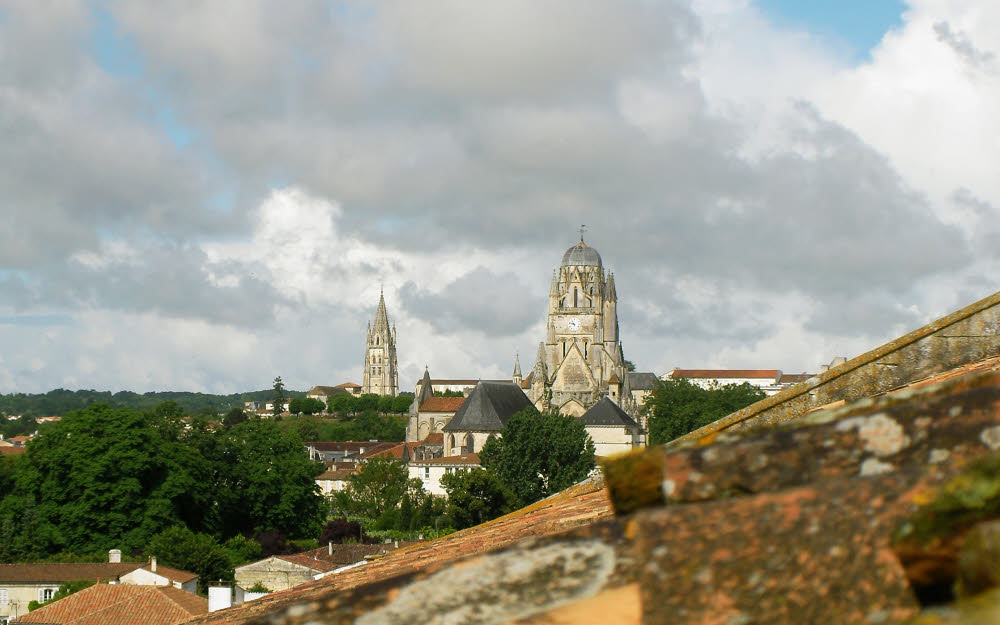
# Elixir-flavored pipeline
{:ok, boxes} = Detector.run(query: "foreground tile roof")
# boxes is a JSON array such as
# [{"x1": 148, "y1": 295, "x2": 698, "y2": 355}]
[
  {"x1": 14, "y1": 583, "x2": 206, "y2": 625},
  {"x1": 180, "y1": 478, "x2": 612, "y2": 625}
]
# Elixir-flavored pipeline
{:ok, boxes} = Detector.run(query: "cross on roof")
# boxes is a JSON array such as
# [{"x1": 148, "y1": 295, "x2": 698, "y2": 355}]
[{"x1": 579, "y1": 224, "x2": 586, "y2": 242}]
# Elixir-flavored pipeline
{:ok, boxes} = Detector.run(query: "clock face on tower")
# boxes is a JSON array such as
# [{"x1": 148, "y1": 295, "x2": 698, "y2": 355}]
[{"x1": 567, "y1": 317, "x2": 581, "y2": 331}]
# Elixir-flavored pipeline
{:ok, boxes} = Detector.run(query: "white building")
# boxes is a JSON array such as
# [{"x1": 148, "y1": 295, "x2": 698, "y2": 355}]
[{"x1": 408, "y1": 453, "x2": 481, "y2": 496}]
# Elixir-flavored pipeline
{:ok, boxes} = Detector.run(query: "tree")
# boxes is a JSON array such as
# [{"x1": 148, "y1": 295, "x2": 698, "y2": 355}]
[
  {"x1": 272, "y1": 376, "x2": 287, "y2": 414},
  {"x1": 223, "y1": 534, "x2": 262, "y2": 567},
  {"x1": 377, "y1": 395, "x2": 394, "y2": 414},
  {"x1": 148, "y1": 526, "x2": 233, "y2": 594},
  {"x1": 327, "y1": 393, "x2": 357, "y2": 415},
  {"x1": 336, "y1": 457, "x2": 417, "y2": 520},
  {"x1": 480, "y1": 408, "x2": 595, "y2": 507},
  {"x1": 216, "y1": 418, "x2": 326, "y2": 539},
  {"x1": 357, "y1": 394, "x2": 379, "y2": 412},
  {"x1": 222, "y1": 407, "x2": 249, "y2": 429},
  {"x1": 623, "y1": 359, "x2": 636, "y2": 372},
  {"x1": 391, "y1": 395, "x2": 413, "y2": 414},
  {"x1": 646, "y1": 379, "x2": 766, "y2": 445},
  {"x1": 289, "y1": 398, "x2": 325, "y2": 415},
  {"x1": 441, "y1": 468, "x2": 516, "y2": 530},
  {"x1": 8, "y1": 403, "x2": 217, "y2": 554},
  {"x1": 318, "y1": 518, "x2": 371, "y2": 545}
]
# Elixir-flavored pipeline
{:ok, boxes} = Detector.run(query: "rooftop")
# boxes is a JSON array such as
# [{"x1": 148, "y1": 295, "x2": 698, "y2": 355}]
[
  {"x1": 561, "y1": 240, "x2": 602, "y2": 267},
  {"x1": 14, "y1": 582, "x2": 207, "y2": 625}
]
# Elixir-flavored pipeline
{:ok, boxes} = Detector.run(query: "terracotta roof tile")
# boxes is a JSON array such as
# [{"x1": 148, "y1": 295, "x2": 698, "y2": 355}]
[
  {"x1": 418, "y1": 396, "x2": 467, "y2": 412},
  {"x1": 669, "y1": 369, "x2": 780, "y2": 379},
  {"x1": 0, "y1": 562, "x2": 142, "y2": 583},
  {"x1": 408, "y1": 453, "x2": 480, "y2": 466},
  {"x1": 14, "y1": 583, "x2": 206, "y2": 625},
  {"x1": 0, "y1": 446, "x2": 25, "y2": 455},
  {"x1": 178, "y1": 478, "x2": 612, "y2": 625}
]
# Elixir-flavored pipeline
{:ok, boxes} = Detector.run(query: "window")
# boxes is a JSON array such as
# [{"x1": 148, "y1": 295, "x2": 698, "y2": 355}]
[
  {"x1": 0, "y1": 588, "x2": 8, "y2": 605},
  {"x1": 423, "y1": 467, "x2": 430, "y2": 480},
  {"x1": 39, "y1": 587, "x2": 55, "y2": 602}
]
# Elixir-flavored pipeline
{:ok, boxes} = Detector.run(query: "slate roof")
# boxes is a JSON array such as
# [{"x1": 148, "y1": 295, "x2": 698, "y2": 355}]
[
  {"x1": 0, "y1": 562, "x2": 143, "y2": 583},
  {"x1": 417, "y1": 396, "x2": 466, "y2": 412},
  {"x1": 14, "y1": 583, "x2": 206, "y2": 625},
  {"x1": 561, "y1": 240, "x2": 602, "y2": 267},
  {"x1": 579, "y1": 397, "x2": 638, "y2": 427},
  {"x1": 442, "y1": 382, "x2": 533, "y2": 432},
  {"x1": 625, "y1": 371, "x2": 659, "y2": 390}
]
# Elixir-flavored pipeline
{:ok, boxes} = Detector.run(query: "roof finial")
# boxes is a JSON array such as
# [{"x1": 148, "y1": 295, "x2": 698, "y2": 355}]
[{"x1": 579, "y1": 224, "x2": 586, "y2": 242}]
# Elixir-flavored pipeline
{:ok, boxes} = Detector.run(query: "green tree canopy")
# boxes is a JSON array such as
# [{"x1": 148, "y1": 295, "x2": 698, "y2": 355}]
[
  {"x1": 9, "y1": 403, "x2": 217, "y2": 555},
  {"x1": 480, "y1": 408, "x2": 596, "y2": 507},
  {"x1": 272, "y1": 376, "x2": 287, "y2": 413},
  {"x1": 335, "y1": 457, "x2": 419, "y2": 520},
  {"x1": 441, "y1": 468, "x2": 516, "y2": 530},
  {"x1": 216, "y1": 418, "x2": 326, "y2": 539},
  {"x1": 289, "y1": 397, "x2": 326, "y2": 415},
  {"x1": 645, "y1": 379, "x2": 766, "y2": 445},
  {"x1": 148, "y1": 526, "x2": 233, "y2": 594}
]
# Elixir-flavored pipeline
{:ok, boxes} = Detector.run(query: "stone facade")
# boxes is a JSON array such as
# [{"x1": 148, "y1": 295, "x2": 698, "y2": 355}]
[
  {"x1": 526, "y1": 238, "x2": 627, "y2": 415},
  {"x1": 361, "y1": 290, "x2": 398, "y2": 396}
]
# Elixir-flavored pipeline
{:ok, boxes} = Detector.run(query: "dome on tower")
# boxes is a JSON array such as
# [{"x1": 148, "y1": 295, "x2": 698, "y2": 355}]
[{"x1": 561, "y1": 240, "x2": 602, "y2": 267}]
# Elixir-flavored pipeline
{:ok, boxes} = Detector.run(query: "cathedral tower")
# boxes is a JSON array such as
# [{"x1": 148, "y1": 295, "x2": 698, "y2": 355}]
[
  {"x1": 361, "y1": 290, "x2": 399, "y2": 396},
  {"x1": 527, "y1": 236, "x2": 626, "y2": 416}
]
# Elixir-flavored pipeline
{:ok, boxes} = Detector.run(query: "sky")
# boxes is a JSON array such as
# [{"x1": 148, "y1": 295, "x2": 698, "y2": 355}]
[{"x1": 1, "y1": 0, "x2": 999, "y2": 395}]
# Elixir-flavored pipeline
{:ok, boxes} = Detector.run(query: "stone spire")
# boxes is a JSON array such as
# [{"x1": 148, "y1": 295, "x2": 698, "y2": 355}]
[
  {"x1": 373, "y1": 288, "x2": 391, "y2": 335},
  {"x1": 512, "y1": 353, "x2": 522, "y2": 385},
  {"x1": 549, "y1": 271, "x2": 560, "y2": 298},
  {"x1": 605, "y1": 272, "x2": 617, "y2": 301}
]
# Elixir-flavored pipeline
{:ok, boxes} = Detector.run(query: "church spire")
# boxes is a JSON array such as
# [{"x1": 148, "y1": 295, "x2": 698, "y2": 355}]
[
  {"x1": 606, "y1": 272, "x2": 617, "y2": 301},
  {"x1": 549, "y1": 270, "x2": 560, "y2": 298},
  {"x1": 512, "y1": 353, "x2": 522, "y2": 384},
  {"x1": 373, "y1": 288, "x2": 390, "y2": 334}
]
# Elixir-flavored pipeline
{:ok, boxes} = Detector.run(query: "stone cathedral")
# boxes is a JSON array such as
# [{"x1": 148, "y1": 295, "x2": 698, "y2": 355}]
[
  {"x1": 361, "y1": 290, "x2": 399, "y2": 396},
  {"x1": 526, "y1": 237, "x2": 628, "y2": 416}
]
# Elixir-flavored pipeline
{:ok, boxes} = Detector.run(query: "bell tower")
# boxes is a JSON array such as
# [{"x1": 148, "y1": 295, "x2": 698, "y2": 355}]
[{"x1": 361, "y1": 289, "x2": 399, "y2": 396}]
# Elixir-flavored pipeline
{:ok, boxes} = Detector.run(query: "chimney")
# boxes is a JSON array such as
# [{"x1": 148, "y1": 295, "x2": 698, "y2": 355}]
[
  {"x1": 150, "y1": 556, "x2": 157, "y2": 573},
  {"x1": 109, "y1": 549, "x2": 121, "y2": 563},
  {"x1": 208, "y1": 582, "x2": 233, "y2": 612}
]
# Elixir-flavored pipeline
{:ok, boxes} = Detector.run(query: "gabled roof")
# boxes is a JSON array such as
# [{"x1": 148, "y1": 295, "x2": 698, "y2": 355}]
[
  {"x1": 579, "y1": 397, "x2": 638, "y2": 427},
  {"x1": 418, "y1": 396, "x2": 466, "y2": 412},
  {"x1": 669, "y1": 369, "x2": 780, "y2": 380},
  {"x1": 408, "y1": 453, "x2": 480, "y2": 466},
  {"x1": 626, "y1": 372, "x2": 659, "y2": 390},
  {"x1": 0, "y1": 562, "x2": 142, "y2": 583},
  {"x1": 355, "y1": 442, "x2": 405, "y2": 460},
  {"x1": 137, "y1": 564, "x2": 198, "y2": 584},
  {"x1": 306, "y1": 386, "x2": 343, "y2": 396},
  {"x1": 334, "y1": 382, "x2": 361, "y2": 389},
  {"x1": 443, "y1": 382, "x2": 533, "y2": 432},
  {"x1": 14, "y1": 582, "x2": 207, "y2": 625}
]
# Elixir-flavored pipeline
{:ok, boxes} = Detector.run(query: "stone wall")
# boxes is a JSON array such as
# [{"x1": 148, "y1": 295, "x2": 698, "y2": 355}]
[
  {"x1": 671, "y1": 289, "x2": 1000, "y2": 446},
  {"x1": 234, "y1": 558, "x2": 315, "y2": 593}
]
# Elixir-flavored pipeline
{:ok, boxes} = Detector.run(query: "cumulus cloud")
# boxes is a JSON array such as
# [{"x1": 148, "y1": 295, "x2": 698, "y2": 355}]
[{"x1": 1, "y1": 0, "x2": 998, "y2": 392}]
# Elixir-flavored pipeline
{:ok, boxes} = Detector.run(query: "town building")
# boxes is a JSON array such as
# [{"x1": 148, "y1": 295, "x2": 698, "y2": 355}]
[
  {"x1": 579, "y1": 396, "x2": 644, "y2": 457},
  {"x1": 442, "y1": 381, "x2": 534, "y2": 456},
  {"x1": 361, "y1": 290, "x2": 399, "y2": 396},
  {"x1": 12, "y1": 583, "x2": 206, "y2": 625},
  {"x1": 665, "y1": 369, "x2": 814, "y2": 396}
]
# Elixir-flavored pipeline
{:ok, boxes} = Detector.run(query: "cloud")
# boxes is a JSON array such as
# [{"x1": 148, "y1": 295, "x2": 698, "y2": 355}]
[
  {"x1": 2, "y1": 1, "x2": 999, "y2": 393},
  {"x1": 399, "y1": 268, "x2": 542, "y2": 338}
]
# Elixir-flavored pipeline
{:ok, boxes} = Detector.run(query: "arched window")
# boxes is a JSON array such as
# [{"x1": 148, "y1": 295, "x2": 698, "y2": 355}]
[
  {"x1": 465, "y1": 433, "x2": 474, "y2": 452},
  {"x1": 449, "y1": 434, "x2": 456, "y2": 452}
]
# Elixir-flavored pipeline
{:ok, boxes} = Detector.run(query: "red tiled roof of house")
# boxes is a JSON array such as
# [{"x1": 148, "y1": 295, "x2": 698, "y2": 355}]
[
  {"x1": 317, "y1": 467, "x2": 355, "y2": 480},
  {"x1": 0, "y1": 562, "x2": 143, "y2": 583},
  {"x1": 418, "y1": 396, "x2": 466, "y2": 412},
  {"x1": 14, "y1": 582, "x2": 207, "y2": 625},
  {"x1": 355, "y1": 442, "x2": 403, "y2": 460},
  {"x1": 178, "y1": 477, "x2": 611, "y2": 625},
  {"x1": 7, "y1": 435, "x2": 32, "y2": 444},
  {"x1": 408, "y1": 453, "x2": 480, "y2": 466},
  {"x1": 0, "y1": 446, "x2": 25, "y2": 455},
  {"x1": 670, "y1": 369, "x2": 780, "y2": 379},
  {"x1": 420, "y1": 433, "x2": 444, "y2": 445},
  {"x1": 334, "y1": 382, "x2": 361, "y2": 389}
]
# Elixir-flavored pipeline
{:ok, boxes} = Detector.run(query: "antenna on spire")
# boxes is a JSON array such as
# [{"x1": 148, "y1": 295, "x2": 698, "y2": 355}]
[{"x1": 579, "y1": 224, "x2": 587, "y2": 242}]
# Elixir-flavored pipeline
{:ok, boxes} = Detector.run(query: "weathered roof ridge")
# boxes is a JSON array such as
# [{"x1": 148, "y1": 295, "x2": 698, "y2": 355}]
[{"x1": 670, "y1": 288, "x2": 1000, "y2": 446}]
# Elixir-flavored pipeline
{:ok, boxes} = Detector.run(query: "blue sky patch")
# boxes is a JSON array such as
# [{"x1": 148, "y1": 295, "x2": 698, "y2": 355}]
[{"x1": 754, "y1": 0, "x2": 906, "y2": 61}]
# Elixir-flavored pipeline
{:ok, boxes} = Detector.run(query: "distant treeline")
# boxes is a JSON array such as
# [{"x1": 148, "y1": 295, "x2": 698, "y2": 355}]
[{"x1": 0, "y1": 388, "x2": 307, "y2": 418}]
